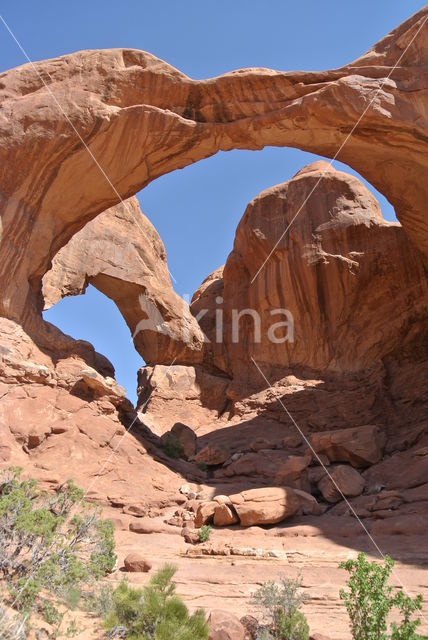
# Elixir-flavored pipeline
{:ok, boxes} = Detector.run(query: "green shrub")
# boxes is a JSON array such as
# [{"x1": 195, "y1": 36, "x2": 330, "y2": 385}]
[
  {"x1": 0, "y1": 467, "x2": 116, "y2": 634},
  {"x1": 162, "y1": 435, "x2": 184, "y2": 459},
  {"x1": 104, "y1": 564, "x2": 209, "y2": 639},
  {"x1": 339, "y1": 552, "x2": 425, "y2": 640},
  {"x1": 250, "y1": 574, "x2": 309, "y2": 640},
  {"x1": 197, "y1": 525, "x2": 212, "y2": 543}
]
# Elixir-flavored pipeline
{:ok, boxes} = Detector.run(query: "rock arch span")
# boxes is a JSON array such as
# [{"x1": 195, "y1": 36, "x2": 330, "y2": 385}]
[{"x1": 0, "y1": 7, "x2": 427, "y2": 357}]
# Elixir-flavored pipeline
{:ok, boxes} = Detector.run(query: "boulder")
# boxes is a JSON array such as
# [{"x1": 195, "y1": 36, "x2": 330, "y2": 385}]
[
  {"x1": 293, "y1": 489, "x2": 326, "y2": 515},
  {"x1": 194, "y1": 501, "x2": 217, "y2": 527},
  {"x1": 310, "y1": 425, "x2": 385, "y2": 468},
  {"x1": 229, "y1": 487, "x2": 300, "y2": 527},
  {"x1": 318, "y1": 465, "x2": 365, "y2": 503},
  {"x1": 208, "y1": 610, "x2": 245, "y2": 640},
  {"x1": 213, "y1": 503, "x2": 239, "y2": 526},
  {"x1": 181, "y1": 526, "x2": 200, "y2": 545},
  {"x1": 123, "y1": 553, "x2": 152, "y2": 573},
  {"x1": 274, "y1": 452, "x2": 312, "y2": 490},
  {"x1": 170, "y1": 422, "x2": 197, "y2": 459}
]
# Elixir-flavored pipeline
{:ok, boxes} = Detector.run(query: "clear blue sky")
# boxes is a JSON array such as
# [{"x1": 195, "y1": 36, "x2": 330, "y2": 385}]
[{"x1": 1, "y1": 1, "x2": 422, "y2": 402}]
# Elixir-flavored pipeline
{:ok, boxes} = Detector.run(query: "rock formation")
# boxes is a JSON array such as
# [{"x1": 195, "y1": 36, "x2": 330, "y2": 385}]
[
  {"x1": 191, "y1": 162, "x2": 428, "y2": 380},
  {"x1": 0, "y1": 7, "x2": 427, "y2": 361},
  {"x1": 43, "y1": 196, "x2": 204, "y2": 364},
  {"x1": 0, "y1": 9, "x2": 428, "y2": 638}
]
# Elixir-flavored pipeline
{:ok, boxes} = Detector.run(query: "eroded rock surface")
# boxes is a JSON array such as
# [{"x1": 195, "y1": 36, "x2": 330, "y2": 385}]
[
  {"x1": 43, "y1": 196, "x2": 204, "y2": 364},
  {"x1": 0, "y1": 7, "x2": 427, "y2": 350},
  {"x1": 191, "y1": 163, "x2": 428, "y2": 379},
  {"x1": 1, "y1": 10, "x2": 428, "y2": 638}
]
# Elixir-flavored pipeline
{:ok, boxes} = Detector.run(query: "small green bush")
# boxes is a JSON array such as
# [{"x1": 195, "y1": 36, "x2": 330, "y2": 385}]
[
  {"x1": 104, "y1": 564, "x2": 209, "y2": 639},
  {"x1": 250, "y1": 574, "x2": 309, "y2": 640},
  {"x1": 0, "y1": 467, "x2": 116, "y2": 635},
  {"x1": 340, "y1": 552, "x2": 425, "y2": 640},
  {"x1": 197, "y1": 525, "x2": 212, "y2": 543},
  {"x1": 162, "y1": 435, "x2": 184, "y2": 459}
]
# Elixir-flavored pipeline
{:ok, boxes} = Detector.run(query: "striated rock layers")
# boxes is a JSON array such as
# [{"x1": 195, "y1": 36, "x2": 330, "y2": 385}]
[
  {"x1": 191, "y1": 162, "x2": 428, "y2": 379},
  {"x1": 0, "y1": 7, "x2": 427, "y2": 362},
  {"x1": 42, "y1": 196, "x2": 204, "y2": 364},
  {"x1": 142, "y1": 162, "x2": 427, "y2": 433}
]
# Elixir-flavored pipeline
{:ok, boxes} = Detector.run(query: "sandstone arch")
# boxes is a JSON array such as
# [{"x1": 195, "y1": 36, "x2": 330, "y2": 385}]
[{"x1": 0, "y1": 7, "x2": 426, "y2": 350}]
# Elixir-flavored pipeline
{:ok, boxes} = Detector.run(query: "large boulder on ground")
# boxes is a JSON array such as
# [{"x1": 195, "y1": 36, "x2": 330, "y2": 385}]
[
  {"x1": 318, "y1": 465, "x2": 365, "y2": 503},
  {"x1": 170, "y1": 422, "x2": 197, "y2": 459},
  {"x1": 194, "y1": 501, "x2": 218, "y2": 528},
  {"x1": 229, "y1": 487, "x2": 300, "y2": 527},
  {"x1": 274, "y1": 452, "x2": 312, "y2": 491},
  {"x1": 123, "y1": 553, "x2": 152, "y2": 573},
  {"x1": 310, "y1": 425, "x2": 385, "y2": 468},
  {"x1": 214, "y1": 503, "x2": 239, "y2": 526},
  {"x1": 208, "y1": 610, "x2": 245, "y2": 640}
]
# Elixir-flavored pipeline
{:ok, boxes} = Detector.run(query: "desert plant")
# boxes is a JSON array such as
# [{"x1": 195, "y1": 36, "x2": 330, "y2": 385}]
[
  {"x1": 162, "y1": 435, "x2": 184, "y2": 459},
  {"x1": 339, "y1": 553, "x2": 425, "y2": 640},
  {"x1": 0, "y1": 606, "x2": 27, "y2": 640},
  {"x1": 0, "y1": 467, "x2": 116, "y2": 633},
  {"x1": 104, "y1": 564, "x2": 209, "y2": 639},
  {"x1": 250, "y1": 575, "x2": 309, "y2": 640},
  {"x1": 197, "y1": 525, "x2": 212, "y2": 543}
]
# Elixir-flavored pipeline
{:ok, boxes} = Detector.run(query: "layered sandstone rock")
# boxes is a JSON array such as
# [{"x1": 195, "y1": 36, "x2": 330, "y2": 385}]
[
  {"x1": 229, "y1": 487, "x2": 301, "y2": 526},
  {"x1": 191, "y1": 162, "x2": 428, "y2": 380},
  {"x1": 43, "y1": 197, "x2": 204, "y2": 364},
  {"x1": 0, "y1": 8, "x2": 427, "y2": 361},
  {"x1": 0, "y1": 12, "x2": 428, "y2": 635},
  {"x1": 317, "y1": 466, "x2": 365, "y2": 503}
]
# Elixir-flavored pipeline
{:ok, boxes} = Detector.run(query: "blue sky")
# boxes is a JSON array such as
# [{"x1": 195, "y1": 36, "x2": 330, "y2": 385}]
[{"x1": 1, "y1": 1, "x2": 422, "y2": 402}]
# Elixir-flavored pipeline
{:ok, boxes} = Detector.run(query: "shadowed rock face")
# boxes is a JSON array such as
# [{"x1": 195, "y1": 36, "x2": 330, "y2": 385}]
[
  {"x1": 42, "y1": 197, "x2": 204, "y2": 365},
  {"x1": 0, "y1": 7, "x2": 427, "y2": 352}
]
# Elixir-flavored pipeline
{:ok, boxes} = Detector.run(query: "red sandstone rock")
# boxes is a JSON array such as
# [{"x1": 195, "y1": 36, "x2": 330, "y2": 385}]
[
  {"x1": 195, "y1": 445, "x2": 229, "y2": 466},
  {"x1": 311, "y1": 425, "x2": 386, "y2": 468},
  {"x1": 170, "y1": 422, "x2": 197, "y2": 459},
  {"x1": 194, "y1": 501, "x2": 218, "y2": 528},
  {"x1": 274, "y1": 452, "x2": 312, "y2": 491},
  {"x1": 213, "y1": 503, "x2": 239, "y2": 526},
  {"x1": 208, "y1": 610, "x2": 245, "y2": 640},
  {"x1": 318, "y1": 466, "x2": 365, "y2": 503},
  {"x1": 43, "y1": 197, "x2": 204, "y2": 366},
  {"x1": 229, "y1": 487, "x2": 301, "y2": 527},
  {"x1": 123, "y1": 553, "x2": 152, "y2": 573}
]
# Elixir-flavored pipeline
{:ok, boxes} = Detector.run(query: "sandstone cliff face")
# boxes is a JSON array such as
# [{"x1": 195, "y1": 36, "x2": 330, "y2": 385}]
[
  {"x1": 191, "y1": 162, "x2": 428, "y2": 382},
  {"x1": 42, "y1": 196, "x2": 204, "y2": 365},
  {"x1": 0, "y1": 7, "x2": 427, "y2": 360}
]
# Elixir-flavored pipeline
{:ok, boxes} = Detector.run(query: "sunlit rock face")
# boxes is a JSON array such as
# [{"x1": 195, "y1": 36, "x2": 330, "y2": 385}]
[
  {"x1": 191, "y1": 162, "x2": 428, "y2": 382},
  {"x1": 0, "y1": 7, "x2": 427, "y2": 350},
  {"x1": 42, "y1": 197, "x2": 204, "y2": 365}
]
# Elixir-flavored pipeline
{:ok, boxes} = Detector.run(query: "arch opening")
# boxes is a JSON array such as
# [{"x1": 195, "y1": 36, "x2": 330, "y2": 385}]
[{"x1": 43, "y1": 285, "x2": 144, "y2": 405}]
